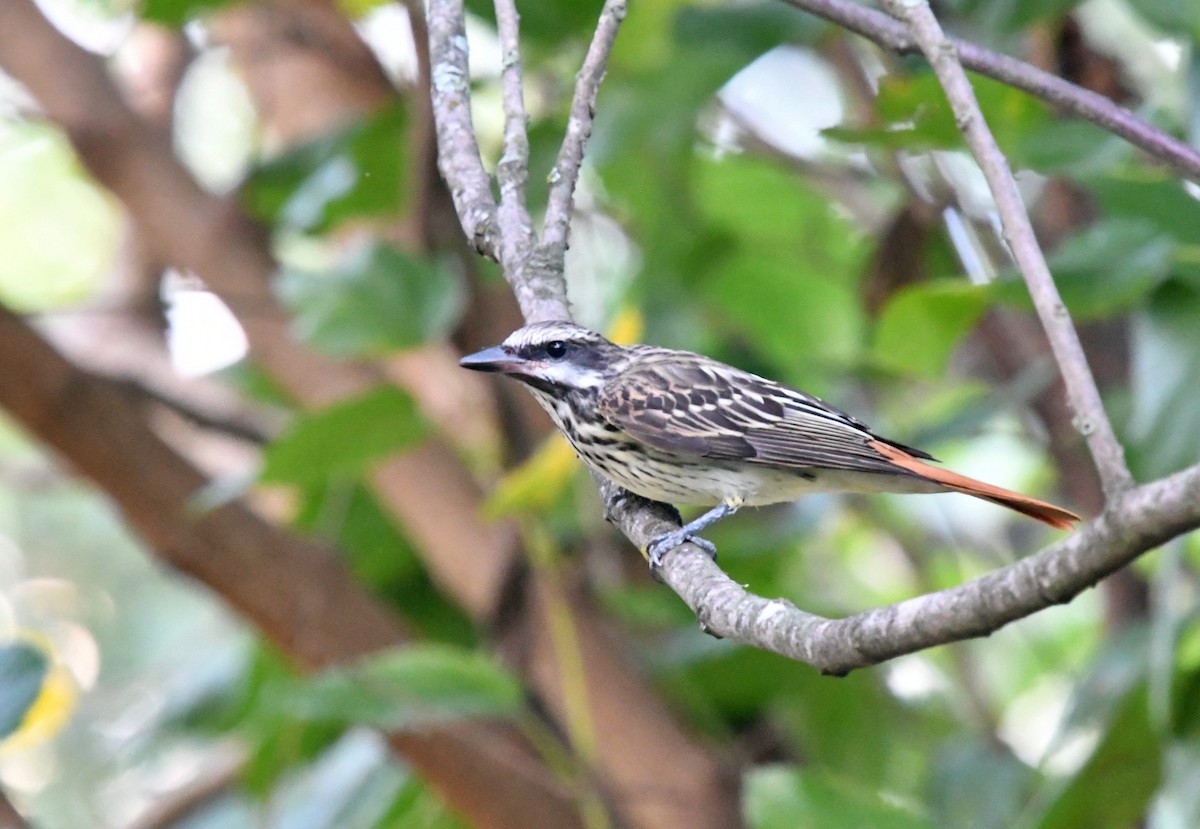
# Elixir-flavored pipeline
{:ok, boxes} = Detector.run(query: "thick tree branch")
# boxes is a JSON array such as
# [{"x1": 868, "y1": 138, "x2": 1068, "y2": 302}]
[
  {"x1": 880, "y1": 0, "x2": 1133, "y2": 499},
  {"x1": 780, "y1": 0, "x2": 1200, "y2": 184},
  {"x1": 494, "y1": 0, "x2": 532, "y2": 215},
  {"x1": 540, "y1": 0, "x2": 626, "y2": 269},
  {"x1": 604, "y1": 469, "x2": 1200, "y2": 674},
  {"x1": 427, "y1": 0, "x2": 501, "y2": 258},
  {"x1": 0, "y1": 306, "x2": 580, "y2": 829},
  {"x1": 2, "y1": 5, "x2": 738, "y2": 828},
  {"x1": 492, "y1": 0, "x2": 541, "y2": 307}
]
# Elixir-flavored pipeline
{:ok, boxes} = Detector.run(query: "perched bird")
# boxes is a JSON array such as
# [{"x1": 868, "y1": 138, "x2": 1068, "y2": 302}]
[{"x1": 461, "y1": 321, "x2": 1079, "y2": 566}]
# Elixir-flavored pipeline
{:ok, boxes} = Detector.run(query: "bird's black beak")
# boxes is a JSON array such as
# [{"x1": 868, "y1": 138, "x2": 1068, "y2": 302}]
[{"x1": 459, "y1": 345, "x2": 525, "y2": 374}]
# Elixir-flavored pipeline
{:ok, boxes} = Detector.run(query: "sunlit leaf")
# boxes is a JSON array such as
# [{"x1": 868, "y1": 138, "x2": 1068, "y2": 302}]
[
  {"x1": 262, "y1": 386, "x2": 426, "y2": 485},
  {"x1": 288, "y1": 645, "x2": 523, "y2": 730},
  {"x1": 0, "y1": 123, "x2": 119, "y2": 311},
  {"x1": 277, "y1": 243, "x2": 466, "y2": 357},
  {"x1": 1148, "y1": 741, "x2": 1200, "y2": 829}
]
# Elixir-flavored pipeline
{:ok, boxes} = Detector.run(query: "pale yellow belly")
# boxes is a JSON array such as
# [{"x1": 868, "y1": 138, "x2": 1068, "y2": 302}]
[{"x1": 585, "y1": 451, "x2": 941, "y2": 507}]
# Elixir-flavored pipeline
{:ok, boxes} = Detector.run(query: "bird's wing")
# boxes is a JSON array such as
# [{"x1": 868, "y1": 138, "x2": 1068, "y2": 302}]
[{"x1": 596, "y1": 351, "x2": 933, "y2": 476}]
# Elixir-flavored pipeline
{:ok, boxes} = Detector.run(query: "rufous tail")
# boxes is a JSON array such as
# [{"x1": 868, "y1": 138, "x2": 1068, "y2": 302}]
[{"x1": 868, "y1": 440, "x2": 1080, "y2": 530}]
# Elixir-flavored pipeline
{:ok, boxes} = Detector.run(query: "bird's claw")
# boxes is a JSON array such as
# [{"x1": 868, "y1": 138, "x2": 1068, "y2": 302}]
[{"x1": 645, "y1": 530, "x2": 718, "y2": 571}]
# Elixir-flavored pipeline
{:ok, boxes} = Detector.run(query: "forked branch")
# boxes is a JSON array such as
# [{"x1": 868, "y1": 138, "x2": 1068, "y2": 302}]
[{"x1": 427, "y1": 0, "x2": 1199, "y2": 672}]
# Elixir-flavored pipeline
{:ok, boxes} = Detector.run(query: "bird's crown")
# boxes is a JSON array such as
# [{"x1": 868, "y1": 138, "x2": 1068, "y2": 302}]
[{"x1": 501, "y1": 321, "x2": 611, "y2": 357}]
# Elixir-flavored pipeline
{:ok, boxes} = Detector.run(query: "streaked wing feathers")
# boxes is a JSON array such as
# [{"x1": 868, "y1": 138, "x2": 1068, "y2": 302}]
[{"x1": 597, "y1": 351, "x2": 931, "y2": 476}]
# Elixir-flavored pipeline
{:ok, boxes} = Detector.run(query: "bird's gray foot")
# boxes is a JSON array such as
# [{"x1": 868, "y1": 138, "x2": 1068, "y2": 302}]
[
  {"x1": 646, "y1": 530, "x2": 718, "y2": 570},
  {"x1": 644, "y1": 498, "x2": 742, "y2": 571}
]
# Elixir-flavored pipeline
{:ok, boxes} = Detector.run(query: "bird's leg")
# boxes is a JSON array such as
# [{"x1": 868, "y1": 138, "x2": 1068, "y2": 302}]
[{"x1": 645, "y1": 497, "x2": 742, "y2": 570}]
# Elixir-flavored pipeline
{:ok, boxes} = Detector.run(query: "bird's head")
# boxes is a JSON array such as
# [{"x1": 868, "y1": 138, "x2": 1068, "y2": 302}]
[{"x1": 459, "y1": 321, "x2": 625, "y2": 396}]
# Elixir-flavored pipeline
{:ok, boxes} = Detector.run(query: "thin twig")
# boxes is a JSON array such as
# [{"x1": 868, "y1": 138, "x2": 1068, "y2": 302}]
[
  {"x1": 493, "y1": 0, "x2": 535, "y2": 239},
  {"x1": 880, "y1": 0, "x2": 1134, "y2": 499},
  {"x1": 428, "y1": 0, "x2": 569, "y2": 322},
  {"x1": 427, "y1": 0, "x2": 500, "y2": 259},
  {"x1": 779, "y1": 0, "x2": 1200, "y2": 184},
  {"x1": 540, "y1": 0, "x2": 627, "y2": 269},
  {"x1": 492, "y1": 0, "x2": 540, "y2": 306}
]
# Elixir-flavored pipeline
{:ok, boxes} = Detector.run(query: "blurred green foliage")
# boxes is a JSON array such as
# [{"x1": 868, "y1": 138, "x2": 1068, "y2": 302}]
[
  {"x1": 6, "y1": 0, "x2": 1200, "y2": 827},
  {"x1": 277, "y1": 243, "x2": 466, "y2": 357}
]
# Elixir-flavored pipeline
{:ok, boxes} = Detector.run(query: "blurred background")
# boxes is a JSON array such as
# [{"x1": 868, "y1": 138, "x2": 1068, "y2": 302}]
[{"x1": 0, "y1": 0, "x2": 1198, "y2": 827}]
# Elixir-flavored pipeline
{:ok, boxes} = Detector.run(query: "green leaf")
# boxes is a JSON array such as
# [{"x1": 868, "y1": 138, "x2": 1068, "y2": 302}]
[
  {"x1": 829, "y1": 71, "x2": 1045, "y2": 155},
  {"x1": 825, "y1": 74, "x2": 962, "y2": 152},
  {"x1": 692, "y1": 155, "x2": 868, "y2": 380},
  {"x1": 1013, "y1": 118, "x2": 1126, "y2": 176},
  {"x1": 464, "y1": 0, "x2": 603, "y2": 49},
  {"x1": 745, "y1": 766, "x2": 934, "y2": 829},
  {"x1": 277, "y1": 243, "x2": 465, "y2": 358},
  {"x1": 142, "y1": 0, "x2": 237, "y2": 26},
  {"x1": 674, "y1": 4, "x2": 825, "y2": 54},
  {"x1": 1126, "y1": 284, "x2": 1200, "y2": 479},
  {"x1": 1087, "y1": 172, "x2": 1200, "y2": 247},
  {"x1": 872, "y1": 280, "x2": 989, "y2": 377},
  {"x1": 994, "y1": 219, "x2": 1176, "y2": 320},
  {"x1": 939, "y1": 0, "x2": 1083, "y2": 35},
  {"x1": 375, "y1": 775, "x2": 471, "y2": 829},
  {"x1": 288, "y1": 645, "x2": 523, "y2": 730},
  {"x1": 0, "y1": 641, "x2": 50, "y2": 739},
  {"x1": 1052, "y1": 220, "x2": 1176, "y2": 317},
  {"x1": 262, "y1": 386, "x2": 426, "y2": 485},
  {"x1": 704, "y1": 258, "x2": 865, "y2": 377},
  {"x1": 291, "y1": 483, "x2": 475, "y2": 644},
  {"x1": 243, "y1": 105, "x2": 408, "y2": 233}
]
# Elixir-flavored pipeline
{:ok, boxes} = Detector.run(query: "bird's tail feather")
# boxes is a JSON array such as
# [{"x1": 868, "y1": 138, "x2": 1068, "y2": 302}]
[{"x1": 868, "y1": 440, "x2": 1080, "y2": 530}]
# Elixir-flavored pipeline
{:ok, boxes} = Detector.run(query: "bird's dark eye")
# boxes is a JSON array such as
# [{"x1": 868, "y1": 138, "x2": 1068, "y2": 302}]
[{"x1": 545, "y1": 340, "x2": 568, "y2": 359}]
